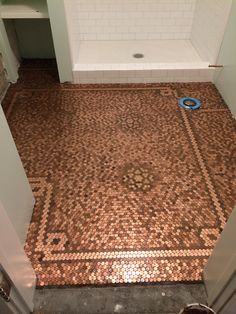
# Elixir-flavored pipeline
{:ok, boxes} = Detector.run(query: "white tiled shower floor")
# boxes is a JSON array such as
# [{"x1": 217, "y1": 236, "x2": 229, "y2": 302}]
[{"x1": 76, "y1": 39, "x2": 204, "y2": 65}]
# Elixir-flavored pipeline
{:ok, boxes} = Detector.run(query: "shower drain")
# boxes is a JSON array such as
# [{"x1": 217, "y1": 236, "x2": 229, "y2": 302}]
[{"x1": 133, "y1": 53, "x2": 144, "y2": 59}]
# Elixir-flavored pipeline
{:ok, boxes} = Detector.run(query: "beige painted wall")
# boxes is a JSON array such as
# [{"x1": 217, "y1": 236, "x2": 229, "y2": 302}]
[{"x1": 215, "y1": 0, "x2": 236, "y2": 118}]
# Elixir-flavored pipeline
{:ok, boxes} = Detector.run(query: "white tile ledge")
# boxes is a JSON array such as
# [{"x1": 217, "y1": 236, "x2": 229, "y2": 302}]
[{"x1": 74, "y1": 62, "x2": 210, "y2": 71}]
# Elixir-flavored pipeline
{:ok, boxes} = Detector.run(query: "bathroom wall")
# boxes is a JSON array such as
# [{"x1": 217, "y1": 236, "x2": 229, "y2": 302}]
[
  {"x1": 214, "y1": 0, "x2": 236, "y2": 119},
  {"x1": 190, "y1": 0, "x2": 232, "y2": 64},
  {"x1": 0, "y1": 53, "x2": 8, "y2": 98},
  {"x1": 66, "y1": 0, "x2": 196, "y2": 45}
]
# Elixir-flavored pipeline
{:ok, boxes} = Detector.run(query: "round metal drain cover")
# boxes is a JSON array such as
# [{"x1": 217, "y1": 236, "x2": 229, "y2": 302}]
[{"x1": 133, "y1": 53, "x2": 144, "y2": 59}]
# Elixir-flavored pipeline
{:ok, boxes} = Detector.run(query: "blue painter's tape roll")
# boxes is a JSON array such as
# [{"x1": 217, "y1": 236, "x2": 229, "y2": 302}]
[{"x1": 179, "y1": 97, "x2": 201, "y2": 110}]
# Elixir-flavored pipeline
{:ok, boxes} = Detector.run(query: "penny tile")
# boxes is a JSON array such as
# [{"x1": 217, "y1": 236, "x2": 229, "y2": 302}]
[{"x1": 2, "y1": 61, "x2": 236, "y2": 287}]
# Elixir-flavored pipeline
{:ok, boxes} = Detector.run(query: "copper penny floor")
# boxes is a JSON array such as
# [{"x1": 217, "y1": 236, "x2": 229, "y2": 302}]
[{"x1": 3, "y1": 61, "x2": 236, "y2": 287}]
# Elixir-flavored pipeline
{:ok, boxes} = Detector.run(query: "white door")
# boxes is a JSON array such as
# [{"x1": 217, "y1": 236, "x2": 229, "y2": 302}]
[
  {"x1": 0, "y1": 201, "x2": 36, "y2": 314},
  {"x1": 0, "y1": 106, "x2": 35, "y2": 244},
  {"x1": 0, "y1": 106, "x2": 36, "y2": 312},
  {"x1": 203, "y1": 207, "x2": 236, "y2": 313}
]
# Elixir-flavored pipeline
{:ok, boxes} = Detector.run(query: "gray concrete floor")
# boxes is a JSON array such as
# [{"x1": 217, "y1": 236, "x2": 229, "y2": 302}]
[{"x1": 34, "y1": 283, "x2": 207, "y2": 314}]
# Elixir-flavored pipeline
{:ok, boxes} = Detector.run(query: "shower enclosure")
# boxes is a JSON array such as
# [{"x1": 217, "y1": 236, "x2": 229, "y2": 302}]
[
  {"x1": 64, "y1": 0, "x2": 232, "y2": 84},
  {"x1": 0, "y1": 0, "x2": 233, "y2": 84}
]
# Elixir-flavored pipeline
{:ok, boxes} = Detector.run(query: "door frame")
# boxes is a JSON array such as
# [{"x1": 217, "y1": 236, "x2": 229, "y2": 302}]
[{"x1": 47, "y1": 0, "x2": 73, "y2": 83}]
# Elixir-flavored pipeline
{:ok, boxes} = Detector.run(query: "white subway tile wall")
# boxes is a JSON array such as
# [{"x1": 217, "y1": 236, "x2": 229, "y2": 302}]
[
  {"x1": 66, "y1": 0, "x2": 196, "y2": 43},
  {"x1": 191, "y1": 0, "x2": 232, "y2": 64}
]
